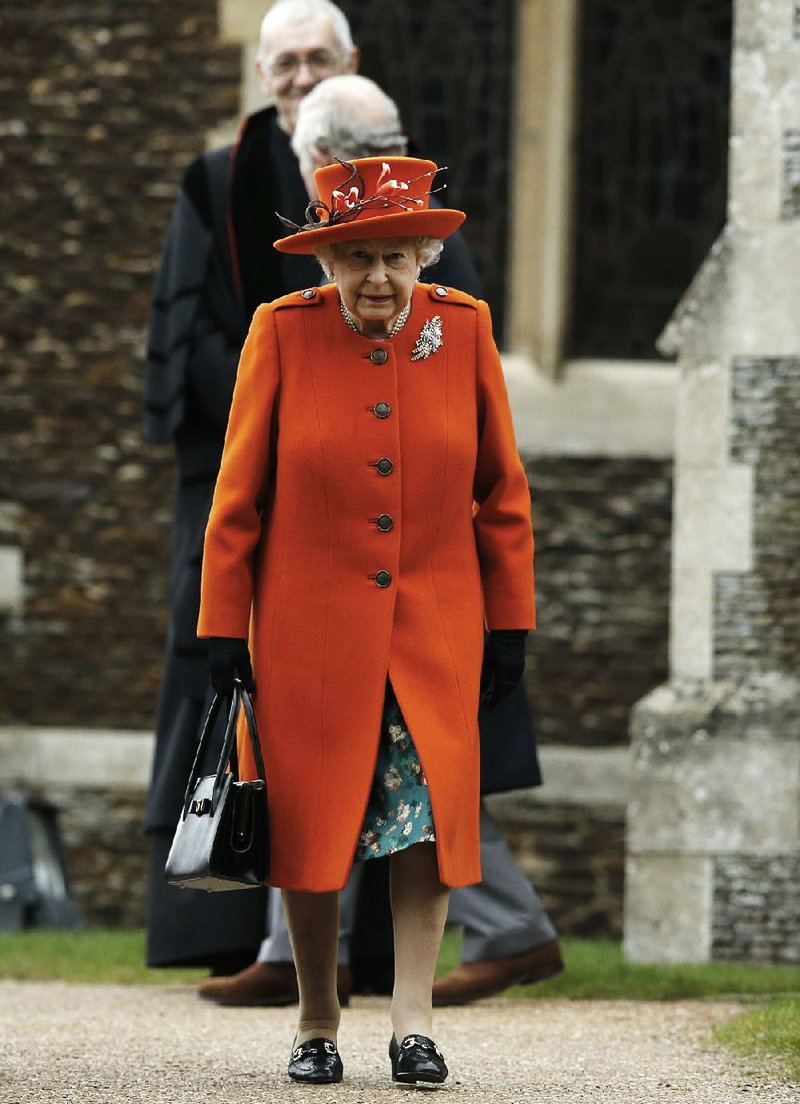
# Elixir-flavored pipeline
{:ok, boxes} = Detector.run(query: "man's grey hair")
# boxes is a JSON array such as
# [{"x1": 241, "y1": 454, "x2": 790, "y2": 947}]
[
  {"x1": 292, "y1": 74, "x2": 408, "y2": 179},
  {"x1": 258, "y1": 0, "x2": 354, "y2": 63}
]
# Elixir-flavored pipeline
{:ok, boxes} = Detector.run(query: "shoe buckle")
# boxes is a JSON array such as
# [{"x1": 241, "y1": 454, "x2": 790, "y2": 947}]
[{"x1": 403, "y1": 1035, "x2": 442, "y2": 1057}]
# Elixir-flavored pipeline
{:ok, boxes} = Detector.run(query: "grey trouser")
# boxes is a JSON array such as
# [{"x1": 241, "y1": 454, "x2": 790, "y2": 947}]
[{"x1": 258, "y1": 802, "x2": 556, "y2": 966}]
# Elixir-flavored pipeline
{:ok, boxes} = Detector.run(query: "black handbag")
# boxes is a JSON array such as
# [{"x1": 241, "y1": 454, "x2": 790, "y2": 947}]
[{"x1": 165, "y1": 681, "x2": 269, "y2": 891}]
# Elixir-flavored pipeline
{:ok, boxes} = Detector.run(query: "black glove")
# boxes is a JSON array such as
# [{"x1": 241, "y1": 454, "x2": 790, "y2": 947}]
[
  {"x1": 480, "y1": 630, "x2": 528, "y2": 711},
  {"x1": 207, "y1": 637, "x2": 255, "y2": 696}
]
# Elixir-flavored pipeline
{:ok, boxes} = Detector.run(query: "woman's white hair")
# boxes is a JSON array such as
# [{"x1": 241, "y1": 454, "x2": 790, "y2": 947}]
[
  {"x1": 314, "y1": 237, "x2": 445, "y2": 281},
  {"x1": 258, "y1": 0, "x2": 354, "y2": 64}
]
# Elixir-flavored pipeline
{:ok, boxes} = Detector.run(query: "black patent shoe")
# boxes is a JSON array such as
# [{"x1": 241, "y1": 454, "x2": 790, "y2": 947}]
[
  {"x1": 389, "y1": 1033, "x2": 448, "y2": 1088},
  {"x1": 288, "y1": 1037, "x2": 343, "y2": 1084}
]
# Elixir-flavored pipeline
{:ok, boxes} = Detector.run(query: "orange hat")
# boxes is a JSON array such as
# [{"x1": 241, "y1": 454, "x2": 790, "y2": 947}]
[{"x1": 273, "y1": 156, "x2": 465, "y2": 254}]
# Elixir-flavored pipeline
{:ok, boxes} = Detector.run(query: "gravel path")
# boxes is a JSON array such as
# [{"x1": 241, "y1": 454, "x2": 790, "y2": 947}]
[{"x1": 1, "y1": 981, "x2": 796, "y2": 1103}]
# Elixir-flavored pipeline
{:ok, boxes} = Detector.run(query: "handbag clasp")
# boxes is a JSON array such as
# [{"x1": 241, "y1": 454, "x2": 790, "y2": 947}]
[{"x1": 190, "y1": 798, "x2": 212, "y2": 816}]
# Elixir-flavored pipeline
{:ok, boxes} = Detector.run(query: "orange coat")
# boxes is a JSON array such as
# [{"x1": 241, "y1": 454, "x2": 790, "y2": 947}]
[{"x1": 198, "y1": 282, "x2": 535, "y2": 891}]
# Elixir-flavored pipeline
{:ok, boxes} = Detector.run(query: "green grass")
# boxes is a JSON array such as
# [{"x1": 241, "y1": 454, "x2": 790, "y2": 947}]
[
  {"x1": 2, "y1": 928, "x2": 800, "y2": 1004},
  {"x1": 439, "y1": 931, "x2": 800, "y2": 1001},
  {"x1": 714, "y1": 996, "x2": 800, "y2": 1082},
  {"x1": 0, "y1": 929, "x2": 205, "y2": 986}
]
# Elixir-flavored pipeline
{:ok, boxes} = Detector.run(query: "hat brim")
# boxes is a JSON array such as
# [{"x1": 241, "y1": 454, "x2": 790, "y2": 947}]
[{"x1": 274, "y1": 208, "x2": 465, "y2": 254}]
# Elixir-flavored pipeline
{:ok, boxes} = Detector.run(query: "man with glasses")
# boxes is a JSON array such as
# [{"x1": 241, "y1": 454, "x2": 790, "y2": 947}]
[{"x1": 258, "y1": 1, "x2": 357, "y2": 134}]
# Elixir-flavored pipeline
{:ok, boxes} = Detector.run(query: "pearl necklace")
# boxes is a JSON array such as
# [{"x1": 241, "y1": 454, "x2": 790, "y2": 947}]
[{"x1": 339, "y1": 296, "x2": 411, "y2": 339}]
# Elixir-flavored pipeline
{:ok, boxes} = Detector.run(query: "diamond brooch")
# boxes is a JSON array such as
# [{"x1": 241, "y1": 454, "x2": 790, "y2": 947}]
[{"x1": 411, "y1": 315, "x2": 443, "y2": 361}]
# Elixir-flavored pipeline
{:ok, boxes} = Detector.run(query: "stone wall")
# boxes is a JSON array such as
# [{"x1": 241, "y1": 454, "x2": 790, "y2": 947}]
[
  {"x1": 705, "y1": 357, "x2": 800, "y2": 964},
  {"x1": 20, "y1": 786, "x2": 149, "y2": 928},
  {"x1": 62, "y1": 790, "x2": 149, "y2": 928},
  {"x1": 492, "y1": 797, "x2": 626, "y2": 938},
  {"x1": 523, "y1": 456, "x2": 673, "y2": 747},
  {"x1": 714, "y1": 356, "x2": 800, "y2": 679},
  {"x1": 0, "y1": 0, "x2": 241, "y2": 728},
  {"x1": 713, "y1": 854, "x2": 800, "y2": 964}
]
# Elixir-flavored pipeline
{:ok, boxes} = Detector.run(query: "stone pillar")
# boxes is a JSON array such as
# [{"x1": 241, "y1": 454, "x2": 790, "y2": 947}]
[
  {"x1": 624, "y1": 0, "x2": 800, "y2": 964},
  {"x1": 213, "y1": 0, "x2": 272, "y2": 147},
  {"x1": 0, "y1": 504, "x2": 23, "y2": 620}
]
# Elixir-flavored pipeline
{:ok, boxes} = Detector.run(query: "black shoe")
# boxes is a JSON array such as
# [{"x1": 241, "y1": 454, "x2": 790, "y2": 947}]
[
  {"x1": 389, "y1": 1034, "x2": 448, "y2": 1088},
  {"x1": 288, "y1": 1037, "x2": 343, "y2": 1084}
]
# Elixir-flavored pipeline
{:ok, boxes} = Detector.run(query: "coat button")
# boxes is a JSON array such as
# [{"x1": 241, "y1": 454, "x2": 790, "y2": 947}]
[
  {"x1": 376, "y1": 457, "x2": 394, "y2": 476},
  {"x1": 376, "y1": 514, "x2": 394, "y2": 532},
  {"x1": 370, "y1": 348, "x2": 389, "y2": 365},
  {"x1": 375, "y1": 570, "x2": 392, "y2": 587},
  {"x1": 301, "y1": 289, "x2": 316, "y2": 299},
  {"x1": 435, "y1": 286, "x2": 448, "y2": 297},
  {"x1": 374, "y1": 402, "x2": 391, "y2": 419}
]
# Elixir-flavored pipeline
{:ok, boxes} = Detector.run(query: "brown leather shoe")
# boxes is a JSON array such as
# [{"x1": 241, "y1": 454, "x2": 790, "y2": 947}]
[
  {"x1": 432, "y1": 939, "x2": 564, "y2": 1006},
  {"x1": 197, "y1": 961, "x2": 352, "y2": 1007}
]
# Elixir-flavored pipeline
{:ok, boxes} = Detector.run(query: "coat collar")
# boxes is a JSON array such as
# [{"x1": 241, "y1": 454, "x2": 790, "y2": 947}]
[{"x1": 227, "y1": 106, "x2": 318, "y2": 319}]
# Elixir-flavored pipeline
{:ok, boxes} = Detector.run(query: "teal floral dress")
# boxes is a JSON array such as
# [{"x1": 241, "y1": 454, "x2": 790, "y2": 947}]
[{"x1": 355, "y1": 683, "x2": 436, "y2": 861}]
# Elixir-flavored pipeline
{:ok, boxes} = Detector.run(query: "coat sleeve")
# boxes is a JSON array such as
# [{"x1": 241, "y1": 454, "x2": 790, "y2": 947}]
[
  {"x1": 197, "y1": 304, "x2": 279, "y2": 639},
  {"x1": 144, "y1": 157, "x2": 213, "y2": 444},
  {"x1": 472, "y1": 300, "x2": 536, "y2": 630},
  {"x1": 145, "y1": 152, "x2": 243, "y2": 442}
]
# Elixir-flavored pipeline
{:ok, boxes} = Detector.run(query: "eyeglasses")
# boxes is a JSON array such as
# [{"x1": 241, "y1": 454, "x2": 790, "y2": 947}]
[{"x1": 266, "y1": 49, "x2": 341, "y2": 79}]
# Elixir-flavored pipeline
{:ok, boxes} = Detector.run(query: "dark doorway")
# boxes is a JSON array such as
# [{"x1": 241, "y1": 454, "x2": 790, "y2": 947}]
[{"x1": 569, "y1": 0, "x2": 733, "y2": 359}]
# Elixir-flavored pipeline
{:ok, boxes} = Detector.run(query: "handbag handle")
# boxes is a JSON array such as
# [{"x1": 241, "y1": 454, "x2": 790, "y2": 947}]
[
  {"x1": 180, "y1": 680, "x2": 266, "y2": 820},
  {"x1": 211, "y1": 681, "x2": 266, "y2": 814}
]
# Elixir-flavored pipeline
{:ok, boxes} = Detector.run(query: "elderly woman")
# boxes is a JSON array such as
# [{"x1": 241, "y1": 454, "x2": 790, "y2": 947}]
[{"x1": 198, "y1": 157, "x2": 534, "y2": 1087}]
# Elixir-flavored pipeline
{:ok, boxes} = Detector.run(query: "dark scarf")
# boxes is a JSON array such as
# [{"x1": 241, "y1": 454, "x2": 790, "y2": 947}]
[{"x1": 229, "y1": 107, "x2": 320, "y2": 320}]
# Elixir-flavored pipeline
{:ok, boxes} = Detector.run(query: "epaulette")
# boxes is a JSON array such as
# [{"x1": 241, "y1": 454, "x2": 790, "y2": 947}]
[
  {"x1": 272, "y1": 287, "x2": 325, "y2": 310},
  {"x1": 425, "y1": 283, "x2": 479, "y2": 309}
]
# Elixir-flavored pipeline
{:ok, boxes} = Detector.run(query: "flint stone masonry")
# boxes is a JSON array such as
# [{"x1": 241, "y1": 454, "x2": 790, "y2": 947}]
[
  {"x1": 522, "y1": 456, "x2": 672, "y2": 747},
  {"x1": 488, "y1": 797, "x2": 626, "y2": 938},
  {"x1": 714, "y1": 356, "x2": 800, "y2": 678},
  {"x1": 59, "y1": 789, "x2": 149, "y2": 928},
  {"x1": 712, "y1": 854, "x2": 800, "y2": 963},
  {"x1": 781, "y1": 130, "x2": 800, "y2": 219},
  {"x1": 0, "y1": 0, "x2": 241, "y2": 728}
]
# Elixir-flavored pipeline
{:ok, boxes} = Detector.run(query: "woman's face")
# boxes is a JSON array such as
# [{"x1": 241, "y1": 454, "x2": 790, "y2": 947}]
[{"x1": 332, "y1": 238, "x2": 419, "y2": 338}]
